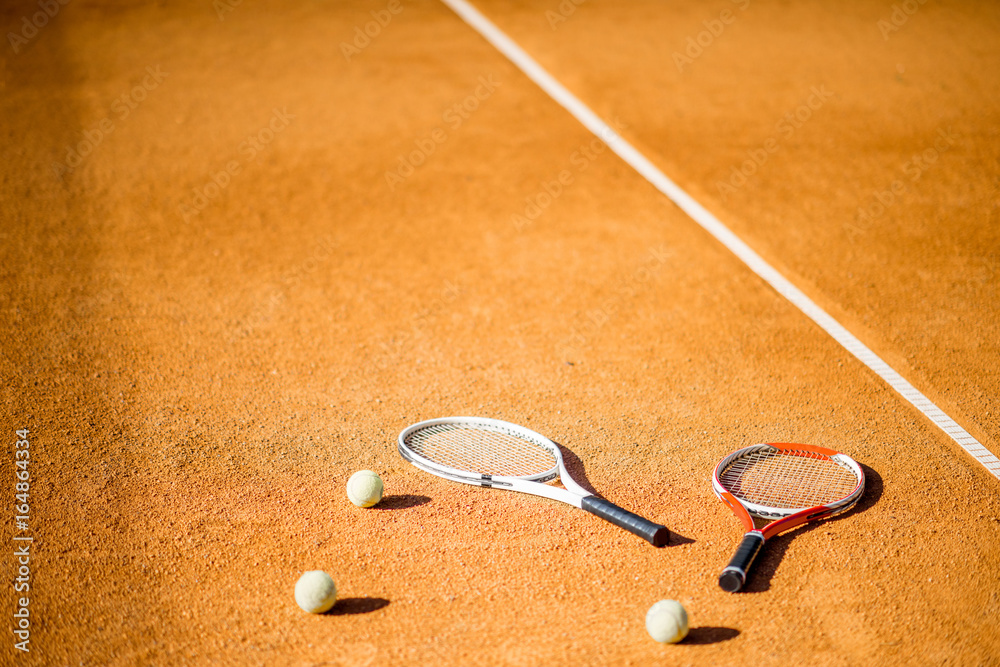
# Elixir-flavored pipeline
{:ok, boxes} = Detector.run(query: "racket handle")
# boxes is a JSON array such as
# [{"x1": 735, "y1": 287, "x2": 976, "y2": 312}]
[
  {"x1": 719, "y1": 531, "x2": 765, "y2": 593},
  {"x1": 581, "y1": 496, "x2": 669, "y2": 547}
]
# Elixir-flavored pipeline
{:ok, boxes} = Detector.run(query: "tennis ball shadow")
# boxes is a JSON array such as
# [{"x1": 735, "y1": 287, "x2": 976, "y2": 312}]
[
  {"x1": 326, "y1": 597, "x2": 390, "y2": 615},
  {"x1": 374, "y1": 494, "x2": 430, "y2": 510},
  {"x1": 741, "y1": 463, "x2": 883, "y2": 594},
  {"x1": 681, "y1": 627, "x2": 740, "y2": 645}
]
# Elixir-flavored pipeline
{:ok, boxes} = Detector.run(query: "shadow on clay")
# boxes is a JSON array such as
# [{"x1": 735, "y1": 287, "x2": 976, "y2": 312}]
[
  {"x1": 557, "y1": 442, "x2": 690, "y2": 547},
  {"x1": 666, "y1": 530, "x2": 695, "y2": 547},
  {"x1": 740, "y1": 462, "x2": 883, "y2": 593},
  {"x1": 326, "y1": 597, "x2": 390, "y2": 615},
  {"x1": 682, "y1": 627, "x2": 740, "y2": 644},
  {"x1": 375, "y1": 494, "x2": 431, "y2": 510},
  {"x1": 557, "y1": 444, "x2": 600, "y2": 495}
]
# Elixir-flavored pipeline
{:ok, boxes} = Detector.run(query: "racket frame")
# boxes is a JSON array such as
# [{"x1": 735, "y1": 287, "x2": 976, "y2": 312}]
[
  {"x1": 712, "y1": 442, "x2": 865, "y2": 592},
  {"x1": 398, "y1": 417, "x2": 593, "y2": 507},
  {"x1": 398, "y1": 416, "x2": 668, "y2": 546}
]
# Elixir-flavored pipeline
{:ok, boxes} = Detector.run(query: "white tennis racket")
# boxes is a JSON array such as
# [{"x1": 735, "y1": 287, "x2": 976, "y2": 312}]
[{"x1": 398, "y1": 417, "x2": 669, "y2": 547}]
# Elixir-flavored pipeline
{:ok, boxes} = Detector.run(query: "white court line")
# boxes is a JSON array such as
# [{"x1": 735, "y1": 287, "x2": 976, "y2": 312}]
[{"x1": 440, "y1": 0, "x2": 1000, "y2": 481}]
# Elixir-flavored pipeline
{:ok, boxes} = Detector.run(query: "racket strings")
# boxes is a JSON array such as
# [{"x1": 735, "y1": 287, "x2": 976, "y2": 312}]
[
  {"x1": 404, "y1": 423, "x2": 557, "y2": 478},
  {"x1": 720, "y1": 449, "x2": 859, "y2": 510}
]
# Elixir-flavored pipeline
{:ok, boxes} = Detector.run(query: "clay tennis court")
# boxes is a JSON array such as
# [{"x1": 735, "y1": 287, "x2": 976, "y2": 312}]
[{"x1": 3, "y1": 0, "x2": 999, "y2": 664}]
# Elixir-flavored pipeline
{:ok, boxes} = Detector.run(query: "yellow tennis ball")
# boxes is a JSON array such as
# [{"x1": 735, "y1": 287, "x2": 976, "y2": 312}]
[
  {"x1": 646, "y1": 599, "x2": 689, "y2": 644},
  {"x1": 294, "y1": 570, "x2": 337, "y2": 614},
  {"x1": 346, "y1": 470, "x2": 383, "y2": 508}
]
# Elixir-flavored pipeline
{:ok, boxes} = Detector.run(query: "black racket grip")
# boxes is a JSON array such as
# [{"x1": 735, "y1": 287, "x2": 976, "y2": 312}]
[
  {"x1": 719, "y1": 532, "x2": 766, "y2": 593},
  {"x1": 581, "y1": 496, "x2": 669, "y2": 547}
]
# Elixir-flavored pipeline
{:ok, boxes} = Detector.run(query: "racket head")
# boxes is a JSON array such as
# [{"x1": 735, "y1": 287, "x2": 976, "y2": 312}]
[
  {"x1": 712, "y1": 443, "x2": 865, "y2": 522},
  {"x1": 398, "y1": 417, "x2": 562, "y2": 486}
]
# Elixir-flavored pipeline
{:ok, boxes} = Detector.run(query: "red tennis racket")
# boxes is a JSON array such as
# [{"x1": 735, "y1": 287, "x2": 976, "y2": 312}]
[{"x1": 712, "y1": 443, "x2": 865, "y2": 593}]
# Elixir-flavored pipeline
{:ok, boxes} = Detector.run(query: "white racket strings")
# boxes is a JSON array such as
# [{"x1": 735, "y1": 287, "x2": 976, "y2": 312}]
[
  {"x1": 404, "y1": 422, "x2": 557, "y2": 478},
  {"x1": 720, "y1": 449, "x2": 859, "y2": 510}
]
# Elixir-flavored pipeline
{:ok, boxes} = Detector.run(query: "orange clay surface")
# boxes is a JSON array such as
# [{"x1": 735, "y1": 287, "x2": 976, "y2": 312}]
[{"x1": 2, "y1": 0, "x2": 999, "y2": 665}]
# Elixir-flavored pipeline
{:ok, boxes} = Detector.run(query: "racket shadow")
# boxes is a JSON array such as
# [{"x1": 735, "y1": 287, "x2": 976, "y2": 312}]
[
  {"x1": 556, "y1": 441, "x2": 695, "y2": 546},
  {"x1": 741, "y1": 462, "x2": 883, "y2": 593},
  {"x1": 554, "y1": 442, "x2": 600, "y2": 495}
]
